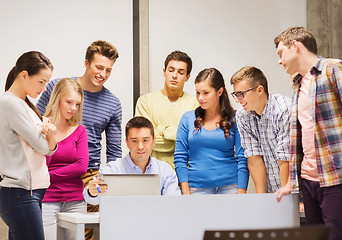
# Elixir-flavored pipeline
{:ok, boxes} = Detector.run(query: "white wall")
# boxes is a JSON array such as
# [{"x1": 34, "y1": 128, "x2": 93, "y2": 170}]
[
  {"x1": 0, "y1": 0, "x2": 133, "y2": 157},
  {"x1": 149, "y1": 0, "x2": 306, "y2": 108}
]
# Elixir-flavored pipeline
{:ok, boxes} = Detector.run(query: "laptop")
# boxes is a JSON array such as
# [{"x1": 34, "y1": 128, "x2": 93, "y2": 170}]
[{"x1": 100, "y1": 174, "x2": 161, "y2": 196}]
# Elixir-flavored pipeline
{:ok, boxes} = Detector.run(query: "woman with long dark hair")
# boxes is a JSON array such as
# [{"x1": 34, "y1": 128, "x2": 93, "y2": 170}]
[
  {"x1": 174, "y1": 68, "x2": 248, "y2": 195},
  {"x1": 0, "y1": 51, "x2": 57, "y2": 240}
]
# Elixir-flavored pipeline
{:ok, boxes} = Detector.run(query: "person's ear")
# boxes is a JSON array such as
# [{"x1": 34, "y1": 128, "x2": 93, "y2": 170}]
[
  {"x1": 19, "y1": 70, "x2": 29, "y2": 80},
  {"x1": 291, "y1": 40, "x2": 300, "y2": 52},
  {"x1": 185, "y1": 73, "x2": 190, "y2": 82},
  {"x1": 163, "y1": 68, "x2": 167, "y2": 78},
  {"x1": 84, "y1": 59, "x2": 89, "y2": 69},
  {"x1": 217, "y1": 87, "x2": 223, "y2": 96},
  {"x1": 257, "y1": 85, "x2": 264, "y2": 95}
]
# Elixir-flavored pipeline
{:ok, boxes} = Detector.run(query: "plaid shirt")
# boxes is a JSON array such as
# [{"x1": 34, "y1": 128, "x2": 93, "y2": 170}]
[
  {"x1": 236, "y1": 94, "x2": 291, "y2": 193},
  {"x1": 290, "y1": 57, "x2": 342, "y2": 191}
]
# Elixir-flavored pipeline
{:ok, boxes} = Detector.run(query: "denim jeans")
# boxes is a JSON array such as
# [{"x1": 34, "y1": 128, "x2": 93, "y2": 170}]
[
  {"x1": 0, "y1": 187, "x2": 46, "y2": 240},
  {"x1": 190, "y1": 184, "x2": 238, "y2": 195}
]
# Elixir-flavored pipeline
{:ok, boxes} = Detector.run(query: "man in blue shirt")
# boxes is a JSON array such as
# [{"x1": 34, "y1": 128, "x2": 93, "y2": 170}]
[
  {"x1": 84, "y1": 116, "x2": 180, "y2": 204},
  {"x1": 36, "y1": 40, "x2": 122, "y2": 240}
]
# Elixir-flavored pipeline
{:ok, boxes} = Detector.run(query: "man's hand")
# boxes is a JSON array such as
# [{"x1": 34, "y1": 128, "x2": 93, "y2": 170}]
[
  {"x1": 88, "y1": 178, "x2": 108, "y2": 197},
  {"x1": 276, "y1": 183, "x2": 292, "y2": 202}
]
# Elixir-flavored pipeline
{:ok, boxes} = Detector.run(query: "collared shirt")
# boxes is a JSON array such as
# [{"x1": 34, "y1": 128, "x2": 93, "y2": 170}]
[
  {"x1": 290, "y1": 57, "x2": 342, "y2": 190},
  {"x1": 83, "y1": 154, "x2": 181, "y2": 205},
  {"x1": 236, "y1": 94, "x2": 291, "y2": 193}
]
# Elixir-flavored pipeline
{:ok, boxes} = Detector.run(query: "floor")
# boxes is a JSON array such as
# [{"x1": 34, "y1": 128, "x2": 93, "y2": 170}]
[{"x1": 0, "y1": 218, "x2": 8, "y2": 240}]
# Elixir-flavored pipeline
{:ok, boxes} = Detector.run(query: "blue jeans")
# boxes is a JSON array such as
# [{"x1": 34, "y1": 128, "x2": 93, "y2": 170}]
[
  {"x1": 190, "y1": 184, "x2": 238, "y2": 195},
  {"x1": 0, "y1": 187, "x2": 46, "y2": 240}
]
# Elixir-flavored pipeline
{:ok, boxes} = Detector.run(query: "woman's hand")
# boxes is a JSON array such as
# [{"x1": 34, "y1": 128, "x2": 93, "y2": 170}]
[
  {"x1": 41, "y1": 116, "x2": 56, "y2": 136},
  {"x1": 41, "y1": 116, "x2": 57, "y2": 150},
  {"x1": 180, "y1": 182, "x2": 191, "y2": 195}
]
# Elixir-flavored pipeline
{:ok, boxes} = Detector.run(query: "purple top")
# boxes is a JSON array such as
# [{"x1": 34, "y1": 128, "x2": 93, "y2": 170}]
[{"x1": 43, "y1": 125, "x2": 89, "y2": 202}]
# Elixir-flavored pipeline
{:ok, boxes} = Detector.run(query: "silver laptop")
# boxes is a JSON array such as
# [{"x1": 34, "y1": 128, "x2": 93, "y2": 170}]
[{"x1": 100, "y1": 174, "x2": 161, "y2": 196}]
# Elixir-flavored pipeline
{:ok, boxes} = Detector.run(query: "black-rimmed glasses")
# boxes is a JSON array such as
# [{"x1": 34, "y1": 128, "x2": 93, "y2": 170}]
[{"x1": 231, "y1": 86, "x2": 258, "y2": 100}]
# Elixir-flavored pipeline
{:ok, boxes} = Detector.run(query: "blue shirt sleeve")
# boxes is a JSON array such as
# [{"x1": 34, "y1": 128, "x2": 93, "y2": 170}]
[
  {"x1": 105, "y1": 100, "x2": 122, "y2": 162},
  {"x1": 36, "y1": 79, "x2": 57, "y2": 115},
  {"x1": 233, "y1": 123, "x2": 249, "y2": 190},
  {"x1": 174, "y1": 113, "x2": 190, "y2": 184}
]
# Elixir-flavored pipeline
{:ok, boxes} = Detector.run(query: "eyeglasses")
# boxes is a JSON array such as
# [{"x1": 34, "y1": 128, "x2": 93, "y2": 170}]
[{"x1": 231, "y1": 86, "x2": 258, "y2": 100}]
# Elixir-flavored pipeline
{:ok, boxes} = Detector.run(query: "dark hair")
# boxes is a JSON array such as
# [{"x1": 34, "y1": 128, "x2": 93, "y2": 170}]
[
  {"x1": 164, "y1": 50, "x2": 192, "y2": 75},
  {"x1": 5, "y1": 51, "x2": 53, "y2": 120},
  {"x1": 85, "y1": 40, "x2": 119, "y2": 64},
  {"x1": 230, "y1": 66, "x2": 269, "y2": 96},
  {"x1": 194, "y1": 68, "x2": 235, "y2": 138},
  {"x1": 274, "y1": 26, "x2": 317, "y2": 55},
  {"x1": 125, "y1": 116, "x2": 154, "y2": 139}
]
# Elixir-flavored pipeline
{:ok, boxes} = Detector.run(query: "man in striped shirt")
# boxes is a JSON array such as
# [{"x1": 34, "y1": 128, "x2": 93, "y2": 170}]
[
  {"x1": 37, "y1": 40, "x2": 122, "y2": 240},
  {"x1": 275, "y1": 27, "x2": 342, "y2": 240},
  {"x1": 230, "y1": 66, "x2": 291, "y2": 193}
]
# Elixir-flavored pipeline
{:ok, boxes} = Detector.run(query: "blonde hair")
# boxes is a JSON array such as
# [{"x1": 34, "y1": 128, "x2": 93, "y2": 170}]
[{"x1": 45, "y1": 78, "x2": 84, "y2": 126}]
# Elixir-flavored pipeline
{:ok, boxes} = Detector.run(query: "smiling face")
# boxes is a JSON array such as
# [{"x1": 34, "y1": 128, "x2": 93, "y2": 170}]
[
  {"x1": 84, "y1": 53, "x2": 115, "y2": 91},
  {"x1": 126, "y1": 127, "x2": 155, "y2": 165},
  {"x1": 276, "y1": 41, "x2": 299, "y2": 75},
  {"x1": 25, "y1": 68, "x2": 53, "y2": 98},
  {"x1": 59, "y1": 89, "x2": 82, "y2": 121},
  {"x1": 232, "y1": 79, "x2": 262, "y2": 112},
  {"x1": 163, "y1": 60, "x2": 190, "y2": 92},
  {"x1": 195, "y1": 79, "x2": 222, "y2": 111}
]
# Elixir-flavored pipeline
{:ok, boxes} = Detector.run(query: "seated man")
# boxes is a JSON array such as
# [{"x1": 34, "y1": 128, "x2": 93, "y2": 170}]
[{"x1": 84, "y1": 116, "x2": 181, "y2": 204}]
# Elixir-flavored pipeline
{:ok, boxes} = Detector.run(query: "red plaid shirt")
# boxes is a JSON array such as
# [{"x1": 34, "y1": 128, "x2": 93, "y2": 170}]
[{"x1": 290, "y1": 57, "x2": 342, "y2": 191}]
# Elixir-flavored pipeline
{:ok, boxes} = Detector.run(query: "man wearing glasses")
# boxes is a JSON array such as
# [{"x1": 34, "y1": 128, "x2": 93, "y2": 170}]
[{"x1": 230, "y1": 66, "x2": 291, "y2": 193}]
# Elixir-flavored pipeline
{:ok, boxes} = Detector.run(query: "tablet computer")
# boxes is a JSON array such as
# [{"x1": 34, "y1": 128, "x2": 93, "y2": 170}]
[{"x1": 100, "y1": 174, "x2": 161, "y2": 196}]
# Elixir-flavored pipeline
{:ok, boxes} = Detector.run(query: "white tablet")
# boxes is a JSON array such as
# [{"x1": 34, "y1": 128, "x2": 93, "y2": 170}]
[{"x1": 100, "y1": 174, "x2": 161, "y2": 196}]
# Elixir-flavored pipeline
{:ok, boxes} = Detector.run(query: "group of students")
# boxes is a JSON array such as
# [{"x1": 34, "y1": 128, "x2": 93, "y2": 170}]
[{"x1": 0, "y1": 26, "x2": 341, "y2": 240}]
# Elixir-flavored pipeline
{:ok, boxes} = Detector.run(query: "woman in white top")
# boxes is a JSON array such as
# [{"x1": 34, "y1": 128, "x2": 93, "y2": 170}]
[{"x1": 0, "y1": 51, "x2": 57, "y2": 240}]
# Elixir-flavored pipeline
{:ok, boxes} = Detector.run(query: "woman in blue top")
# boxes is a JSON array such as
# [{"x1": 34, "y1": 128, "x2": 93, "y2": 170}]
[{"x1": 174, "y1": 68, "x2": 248, "y2": 195}]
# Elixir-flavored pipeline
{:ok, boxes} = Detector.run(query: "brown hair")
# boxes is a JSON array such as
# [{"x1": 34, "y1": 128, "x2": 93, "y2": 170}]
[
  {"x1": 274, "y1": 26, "x2": 317, "y2": 54},
  {"x1": 125, "y1": 116, "x2": 154, "y2": 139},
  {"x1": 194, "y1": 68, "x2": 235, "y2": 138},
  {"x1": 164, "y1": 50, "x2": 192, "y2": 75},
  {"x1": 5, "y1": 51, "x2": 53, "y2": 120},
  {"x1": 230, "y1": 66, "x2": 269, "y2": 96},
  {"x1": 85, "y1": 40, "x2": 119, "y2": 64}
]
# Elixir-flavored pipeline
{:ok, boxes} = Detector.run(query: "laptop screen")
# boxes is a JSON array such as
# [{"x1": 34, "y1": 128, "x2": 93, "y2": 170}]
[{"x1": 100, "y1": 174, "x2": 161, "y2": 196}]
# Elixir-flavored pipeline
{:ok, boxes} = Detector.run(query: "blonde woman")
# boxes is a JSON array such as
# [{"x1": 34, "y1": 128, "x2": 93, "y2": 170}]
[{"x1": 42, "y1": 78, "x2": 89, "y2": 240}]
